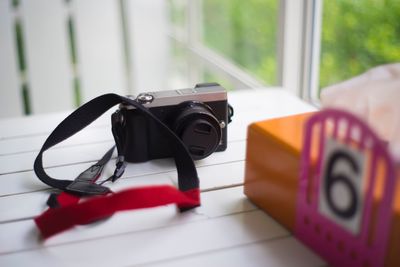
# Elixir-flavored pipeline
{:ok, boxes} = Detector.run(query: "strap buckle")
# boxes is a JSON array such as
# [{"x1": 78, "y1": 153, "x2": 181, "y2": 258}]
[
  {"x1": 112, "y1": 156, "x2": 126, "y2": 182},
  {"x1": 65, "y1": 163, "x2": 110, "y2": 196}
]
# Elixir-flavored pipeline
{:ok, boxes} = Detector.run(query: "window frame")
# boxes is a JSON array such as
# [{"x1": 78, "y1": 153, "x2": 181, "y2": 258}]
[
  {"x1": 168, "y1": 0, "x2": 323, "y2": 100},
  {"x1": 299, "y1": 0, "x2": 323, "y2": 103}
]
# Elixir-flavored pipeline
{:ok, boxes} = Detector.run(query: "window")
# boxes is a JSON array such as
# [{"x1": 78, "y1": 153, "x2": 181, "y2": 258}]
[
  {"x1": 169, "y1": 0, "x2": 400, "y2": 100},
  {"x1": 167, "y1": 0, "x2": 279, "y2": 91},
  {"x1": 201, "y1": 0, "x2": 279, "y2": 85}
]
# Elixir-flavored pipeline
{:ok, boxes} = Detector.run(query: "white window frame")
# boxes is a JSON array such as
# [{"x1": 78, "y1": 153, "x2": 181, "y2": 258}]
[
  {"x1": 168, "y1": 0, "x2": 323, "y2": 101},
  {"x1": 299, "y1": 0, "x2": 323, "y2": 103}
]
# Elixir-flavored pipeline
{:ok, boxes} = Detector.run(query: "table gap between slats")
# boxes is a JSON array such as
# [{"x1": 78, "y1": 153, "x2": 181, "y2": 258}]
[{"x1": 0, "y1": 186, "x2": 267, "y2": 255}]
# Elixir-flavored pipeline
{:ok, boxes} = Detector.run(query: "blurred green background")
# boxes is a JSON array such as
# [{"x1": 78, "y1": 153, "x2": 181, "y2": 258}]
[
  {"x1": 320, "y1": 0, "x2": 400, "y2": 89},
  {"x1": 202, "y1": 0, "x2": 278, "y2": 86}
]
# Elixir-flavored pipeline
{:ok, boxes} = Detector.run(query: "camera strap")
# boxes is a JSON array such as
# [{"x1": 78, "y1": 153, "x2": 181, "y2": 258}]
[{"x1": 33, "y1": 93, "x2": 200, "y2": 238}]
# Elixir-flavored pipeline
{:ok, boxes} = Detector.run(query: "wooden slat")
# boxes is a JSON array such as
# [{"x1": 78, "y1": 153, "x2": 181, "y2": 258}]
[
  {"x1": 0, "y1": 138, "x2": 245, "y2": 175},
  {"x1": 190, "y1": 160, "x2": 244, "y2": 190},
  {"x1": 21, "y1": 0, "x2": 74, "y2": 114},
  {"x1": 0, "y1": 162, "x2": 93, "y2": 196},
  {"x1": 0, "y1": 162, "x2": 246, "y2": 222},
  {"x1": 0, "y1": 109, "x2": 111, "y2": 140},
  {"x1": 145, "y1": 237, "x2": 325, "y2": 267},
  {"x1": 0, "y1": 186, "x2": 256, "y2": 254},
  {"x1": 0, "y1": 126, "x2": 112, "y2": 156},
  {"x1": 0, "y1": 1, "x2": 23, "y2": 118},
  {"x1": 0, "y1": 173, "x2": 173, "y2": 223},
  {"x1": 0, "y1": 157, "x2": 244, "y2": 197},
  {"x1": 0, "y1": 141, "x2": 115, "y2": 174},
  {"x1": 0, "y1": 210, "x2": 288, "y2": 267},
  {"x1": 0, "y1": 111, "x2": 73, "y2": 139},
  {"x1": 72, "y1": 0, "x2": 127, "y2": 100}
]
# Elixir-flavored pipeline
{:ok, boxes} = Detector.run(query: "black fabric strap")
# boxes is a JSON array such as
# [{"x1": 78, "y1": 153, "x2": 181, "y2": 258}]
[{"x1": 34, "y1": 94, "x2": 199, "y2": 196}]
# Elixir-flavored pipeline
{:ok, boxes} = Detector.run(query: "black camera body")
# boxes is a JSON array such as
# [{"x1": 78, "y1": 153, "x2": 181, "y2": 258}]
[{"x1": 112, "y1": 83, "x2": 231, "y2": 162}]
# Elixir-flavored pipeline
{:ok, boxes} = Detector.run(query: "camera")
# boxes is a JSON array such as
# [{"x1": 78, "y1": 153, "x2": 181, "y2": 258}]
[{"x1": 112, "y1": 83, "x2": 233, "y2": 162}]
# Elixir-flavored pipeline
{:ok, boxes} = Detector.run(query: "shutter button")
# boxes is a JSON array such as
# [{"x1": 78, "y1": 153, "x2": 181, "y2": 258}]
[{"x1": 136, "y1": 93, "x2": 154, "y2": 104}]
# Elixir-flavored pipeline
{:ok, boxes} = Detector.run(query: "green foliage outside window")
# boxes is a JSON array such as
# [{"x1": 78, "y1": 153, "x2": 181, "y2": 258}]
[
  {"x1": 202, "y1": 0, "x2": 279, "y2": 85},
  {"x1": 320, "y1": 0, "x2": 400, "y2": 90}
]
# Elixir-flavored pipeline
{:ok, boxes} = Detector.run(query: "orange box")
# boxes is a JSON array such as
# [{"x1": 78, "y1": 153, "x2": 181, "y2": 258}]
[
  {"x1": 244, "y1": 113, "x2": 312, "y2": 230},
  {"x1": 243, "y1": 113, "x2": 400, "y2": 266}
]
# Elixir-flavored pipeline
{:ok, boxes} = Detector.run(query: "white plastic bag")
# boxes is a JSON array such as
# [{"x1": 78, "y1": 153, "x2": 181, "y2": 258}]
[{"x1": 320, "y1": 63, "x2": 400, "y2": 160}]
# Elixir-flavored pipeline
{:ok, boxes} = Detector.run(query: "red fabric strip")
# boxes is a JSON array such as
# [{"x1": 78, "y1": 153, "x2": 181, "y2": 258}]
[
  {"x1": 35, "y1": 185, "x2": 200, "y2": 239},
  {"x1": 56, "y1": 192, "x2": 80, "y2": 207}
]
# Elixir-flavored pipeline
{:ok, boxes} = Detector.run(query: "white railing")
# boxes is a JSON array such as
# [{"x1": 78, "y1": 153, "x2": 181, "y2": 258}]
[{"x1": 0, "y1": 0, "x2": 169, "y2": 118}]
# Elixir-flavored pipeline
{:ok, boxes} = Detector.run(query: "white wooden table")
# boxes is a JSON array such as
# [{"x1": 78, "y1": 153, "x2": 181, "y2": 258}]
[{"x1": 0, "y1": 89, "x2": 326, "y2": 267}]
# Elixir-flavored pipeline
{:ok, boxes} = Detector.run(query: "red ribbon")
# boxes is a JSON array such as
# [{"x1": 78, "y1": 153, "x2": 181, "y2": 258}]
[{"x1": 35, "y1": 185, "x2": 200, "y2": 239}]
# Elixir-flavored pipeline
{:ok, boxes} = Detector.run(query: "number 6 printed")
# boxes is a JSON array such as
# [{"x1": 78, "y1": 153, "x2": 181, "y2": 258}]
[{"x1": 319, "y1": 138, "x2": 366, "y2": 235}]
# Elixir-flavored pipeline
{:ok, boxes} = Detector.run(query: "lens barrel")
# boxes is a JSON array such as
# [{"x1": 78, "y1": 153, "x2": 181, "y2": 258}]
[{"x1": 173, "y1": 102, "x2": 222, "y2": 160}]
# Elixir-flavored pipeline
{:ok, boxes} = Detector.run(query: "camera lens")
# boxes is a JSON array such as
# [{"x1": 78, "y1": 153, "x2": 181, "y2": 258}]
[{"x1": 173, "y1": 102, "x2": 222, "y2": 160}]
